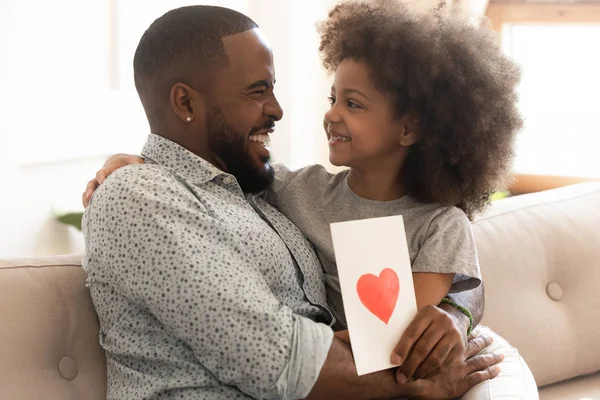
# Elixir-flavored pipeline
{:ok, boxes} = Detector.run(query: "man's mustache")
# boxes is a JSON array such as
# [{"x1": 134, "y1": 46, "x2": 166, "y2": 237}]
[{"x1": 249, "y1": 120, "x2": 276, "y2": 135}]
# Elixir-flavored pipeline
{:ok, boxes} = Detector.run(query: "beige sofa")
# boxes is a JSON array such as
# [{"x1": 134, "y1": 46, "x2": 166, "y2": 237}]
[{"x1": 1, "y1": 182, "x2": 599, "y2": 399}]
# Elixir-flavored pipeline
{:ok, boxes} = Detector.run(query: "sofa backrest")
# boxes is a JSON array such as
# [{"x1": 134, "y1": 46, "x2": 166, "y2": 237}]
[
  {"x1": 0, "y1": 254, "x2": 106, "y2": 399},
  {"x1": 473, "y1": 182, "x2": 600, "y2": 387}
]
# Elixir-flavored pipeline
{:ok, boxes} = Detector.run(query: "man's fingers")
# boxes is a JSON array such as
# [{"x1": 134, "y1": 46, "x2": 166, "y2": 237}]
[
  {"x1": 465, "y1": 364, "x2": 501, "y2": 387},
  {"x1": 396, "y1": 323, "x2": 445, "y2": 383},
  {"x1": 465, "y1": 334, "x2": 494, "y2": 358},
  {"x1": 466, "y1": 352, "x2": 504, "y2": 375},
  {"x1": 391, "y1": 306, "x2": 438, "y2": 366},
  {"x1": 412, "y1": 335, "x2": 454, "y2": 379},
  {"x1": 391, "y1": 321, "x2": 430, "y2": 366},
  {"x1": 436, "y1": 342, "x2": 465, "y2": 374}
]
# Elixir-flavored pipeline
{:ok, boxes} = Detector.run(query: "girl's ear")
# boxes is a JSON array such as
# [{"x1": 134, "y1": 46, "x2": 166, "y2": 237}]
[{"x1": 399, "y1": 114, "x2": 420, "y2": 147}]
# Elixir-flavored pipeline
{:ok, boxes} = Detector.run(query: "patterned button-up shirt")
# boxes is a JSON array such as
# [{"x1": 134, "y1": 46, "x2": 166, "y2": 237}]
[{"x1": 83, "y1": 134, "x2": 334, "y2": 400}]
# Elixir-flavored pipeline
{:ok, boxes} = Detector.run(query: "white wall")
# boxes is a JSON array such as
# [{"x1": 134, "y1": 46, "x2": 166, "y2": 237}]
[
  {"x1": 461, "y1": 0, "x2": 489, "y2": 20},
  {"x1": 0, "y1": 159, "x2": 107, "y2": 258}
]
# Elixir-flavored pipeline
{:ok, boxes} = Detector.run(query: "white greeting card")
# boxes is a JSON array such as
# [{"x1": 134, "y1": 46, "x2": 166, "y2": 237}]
[{"x1": 330, "y1": 215, "x2": 417, "y2": 376}]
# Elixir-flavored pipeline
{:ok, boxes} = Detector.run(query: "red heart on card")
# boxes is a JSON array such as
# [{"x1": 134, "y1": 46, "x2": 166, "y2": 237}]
[{"x1": 356, "y1": 268, "x2": 399, "y2": 324}]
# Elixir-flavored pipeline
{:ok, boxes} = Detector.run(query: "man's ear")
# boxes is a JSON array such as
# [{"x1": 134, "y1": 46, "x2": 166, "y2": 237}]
[
  {"x1": 399, "y1": 114, "x2": 420, "y2": 147},
  {"x1": 170, "y1": 83, "x2": 205, "y2": 125}
]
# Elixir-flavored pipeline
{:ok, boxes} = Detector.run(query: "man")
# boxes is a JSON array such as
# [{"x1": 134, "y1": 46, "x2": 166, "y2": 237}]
[{"x1": 83, "y1": 6, "x2": 501, "y2": 399}]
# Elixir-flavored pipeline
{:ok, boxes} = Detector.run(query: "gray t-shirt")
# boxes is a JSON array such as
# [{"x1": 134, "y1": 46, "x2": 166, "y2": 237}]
[{"x1": 268, "y1": 163, "x2": 482, "y2": 330}]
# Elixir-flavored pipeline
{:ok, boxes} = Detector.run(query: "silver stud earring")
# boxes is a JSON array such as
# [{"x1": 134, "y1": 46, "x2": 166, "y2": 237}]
[{"x1": 186, "y1": 117, "x2": 192, "y2": 122}]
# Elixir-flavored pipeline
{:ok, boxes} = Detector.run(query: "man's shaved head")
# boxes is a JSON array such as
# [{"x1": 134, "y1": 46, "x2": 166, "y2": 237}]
[{"x1": 133, "y1": 5, "x2": 258, "y2": 103}]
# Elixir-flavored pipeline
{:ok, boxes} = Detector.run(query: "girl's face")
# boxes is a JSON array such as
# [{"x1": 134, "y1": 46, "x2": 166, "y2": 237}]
[{"x1": 324, "y1": 59, "x2": 417, "y2": 170}]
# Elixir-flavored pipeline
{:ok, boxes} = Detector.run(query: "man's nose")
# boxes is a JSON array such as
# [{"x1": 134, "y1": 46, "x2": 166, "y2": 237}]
[{"x1": 265, "y1": 97, "x2": 283, "y2": 121}]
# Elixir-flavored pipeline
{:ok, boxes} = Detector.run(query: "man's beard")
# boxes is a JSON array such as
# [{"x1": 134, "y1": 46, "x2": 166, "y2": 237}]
[{"x1": 205, "y1": 107, "x2": 274, "y2": 194}]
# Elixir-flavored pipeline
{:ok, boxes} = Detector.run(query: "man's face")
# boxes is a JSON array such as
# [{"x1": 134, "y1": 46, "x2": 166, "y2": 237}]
[
  {"x1": 204, "y1": 106, "x2": 274, "y2": 193},
  {"x1": 205, "y1": 29, "x2": 283, "y2": 193}
]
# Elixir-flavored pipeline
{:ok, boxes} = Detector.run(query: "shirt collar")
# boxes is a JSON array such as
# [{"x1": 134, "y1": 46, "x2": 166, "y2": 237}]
[{"x1": 141, "y1": 133, "x2": 225, "y2": 185}]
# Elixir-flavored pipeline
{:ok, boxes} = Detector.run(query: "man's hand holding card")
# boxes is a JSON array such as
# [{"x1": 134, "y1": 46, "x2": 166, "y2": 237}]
[
  {"x1": 331, "y1": 215, "x2": 418, "y2": 376},
  {"x1": 331, "y1": 216, "x2": 467, "y2": 381}
]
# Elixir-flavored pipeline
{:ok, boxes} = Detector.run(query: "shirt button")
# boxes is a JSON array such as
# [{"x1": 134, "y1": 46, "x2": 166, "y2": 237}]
[{"x1": 222, "y1": 176, "x2": 234, "y2": 185}]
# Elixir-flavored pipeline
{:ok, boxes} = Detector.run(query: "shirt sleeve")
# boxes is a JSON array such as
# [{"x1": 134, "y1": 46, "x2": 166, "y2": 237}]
[
  {"x1": 411, "y1": 206, "x2": 482, "y2": 293},
  {"x1": 264, "y1": 163, "x2": 295, "y2": 208},
  {"x1": 83, "y1": 166, "x2": 333, "y2": 400}
]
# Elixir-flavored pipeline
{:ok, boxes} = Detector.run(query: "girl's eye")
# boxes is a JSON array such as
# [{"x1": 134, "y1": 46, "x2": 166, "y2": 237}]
[
  {"x1": 347, "y1": 100, "x2": 361, "y2": 109},
  {"x1": 328, "y1": 96, "x2": 336, "y2": 106}
]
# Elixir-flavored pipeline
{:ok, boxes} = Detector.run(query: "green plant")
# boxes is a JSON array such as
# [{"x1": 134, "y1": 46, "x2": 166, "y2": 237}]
[
  {"x1": 491, "y1": 191, "x2": 510, "y2": 201},
  {"x1": 56, "y1": 212, "x2": 84, "y2": 231}
]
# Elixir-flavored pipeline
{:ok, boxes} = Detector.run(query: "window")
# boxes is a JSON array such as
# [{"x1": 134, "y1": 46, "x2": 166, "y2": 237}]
[
  {"x1": 488, "y1": 2, "x2": 600, "y2": 178},
  {"x1": 505, "y1": 24, "x2": 600, "y2": 177}
]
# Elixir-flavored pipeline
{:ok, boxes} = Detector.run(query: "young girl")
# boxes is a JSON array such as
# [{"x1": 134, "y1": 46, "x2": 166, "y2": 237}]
[{"x1": 84, "y1": 1, "x2": 537, "y2": 398}]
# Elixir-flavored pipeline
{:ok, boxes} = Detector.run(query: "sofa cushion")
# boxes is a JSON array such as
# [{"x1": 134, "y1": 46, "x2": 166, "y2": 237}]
[
  {"x1": 0, "y1": 254, "x2": 106, "y2": 400},
  {"x1": 539, "y1": 371, "x2": 600, "y2": 400},
  {"x1": 473, "y1": 182, "x2": 600, "y2": 387}
]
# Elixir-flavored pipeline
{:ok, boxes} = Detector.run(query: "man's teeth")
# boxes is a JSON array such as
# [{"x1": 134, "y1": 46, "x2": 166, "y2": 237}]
[
  {"x1": 331, "y1": 136, "x2": 351, "y2": 142},
  {"x1": 249, "y1": 134, "x2": 270, "y2": 146}
]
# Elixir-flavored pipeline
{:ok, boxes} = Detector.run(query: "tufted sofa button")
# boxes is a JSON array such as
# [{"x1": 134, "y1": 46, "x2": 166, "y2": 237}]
[
  {"x1": 57, "y1": 356, "x2": 78, "y2": 380},
  {"x1": 546, "y1": 282, "x2": 563, "y2": 301}
]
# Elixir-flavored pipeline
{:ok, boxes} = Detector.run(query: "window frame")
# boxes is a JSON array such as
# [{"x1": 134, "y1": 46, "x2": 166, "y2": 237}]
[{"x1": 486, "y1": 2, "x2": 600, "y2": 194}]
